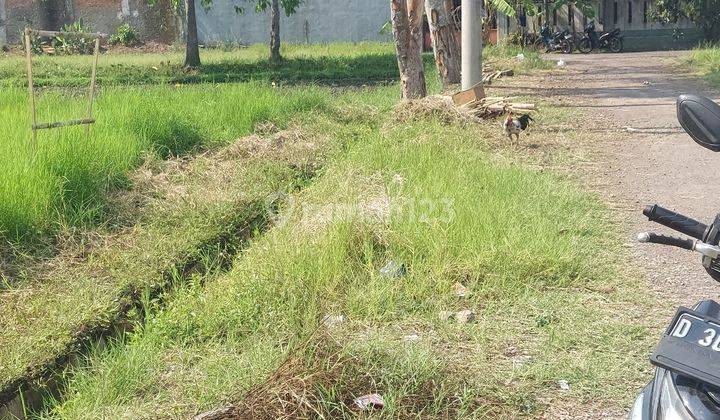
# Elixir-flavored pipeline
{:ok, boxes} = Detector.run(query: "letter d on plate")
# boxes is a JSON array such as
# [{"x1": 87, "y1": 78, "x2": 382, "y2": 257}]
[{"x1": 673, "y1": 318, "x2": 692, "y2": 338}]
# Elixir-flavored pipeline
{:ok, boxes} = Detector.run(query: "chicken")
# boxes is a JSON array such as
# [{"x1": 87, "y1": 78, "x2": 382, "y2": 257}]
[{"x1": 503, "y1": 113, "x2": 534, "y2": 145}]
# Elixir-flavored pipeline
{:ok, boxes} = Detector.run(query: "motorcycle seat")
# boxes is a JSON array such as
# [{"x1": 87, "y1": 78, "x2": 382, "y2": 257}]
[{"x1": 677, "y1": 94, "x2": 720, "y2": 152}]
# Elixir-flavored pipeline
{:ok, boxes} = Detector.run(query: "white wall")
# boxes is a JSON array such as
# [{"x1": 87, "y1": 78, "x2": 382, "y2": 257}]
[
  {"x1": 0, "y1": 0, "x2": 7, "y2": 47},
  {"x1": 196, "y1": 0, "x2": 392, "y2": 45}
]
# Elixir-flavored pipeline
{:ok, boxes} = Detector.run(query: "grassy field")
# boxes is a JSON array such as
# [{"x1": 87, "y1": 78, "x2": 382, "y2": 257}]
[
  {"x1": 0, "y1": 43, "x2": 652, "y2": 419},
  {"x1": 685, "y1": 44, "x2": 720, "y2": 85},
  {"x1": 0, "y1": 43, "x2": 400, "y2": 87},
  {"x1": 1, "y1": 84, "x2": 328, "y2": 242},
  {"x1": 0, "y1": 43, "x2": 548, "y2": 246},
  {"x1": 0, "y1": 43, "x2": 549, "y2": 87},
  {"x1": 42, "y1": 102, "x2": 654, "y2": 419}
]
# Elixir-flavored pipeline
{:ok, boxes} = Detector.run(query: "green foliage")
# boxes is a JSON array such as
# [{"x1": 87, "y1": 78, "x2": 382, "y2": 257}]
[
  {"x1": 52, "y1": 19, "x2": 95, "y2": 55},
  {"x1": 489, "y1": 0, "x2": 595, "y2": 19},
  {"x1": 650, "y1": 0, "x2": 720, "y2": 41},
  {"x1": 41, "y1": 106, "x2": 651, "y2": 419},
  {"x1": 685, "y1": 44, "x2": 720, "y2": 86},
  {"x1": 20, "y1": 19, "x2": 97, "y2": 56},
  {"x1": 235, "y1": 0, "x2": 303, "y2": 16},
  {"x1": 21, "y1": 30, "x2": 45, "y2": 54},
  {"x1": 0, "y1": 82, "x2": 328, "y2": 241},
  {"x1": 109, "y1": 23, "x2": 140, "y2": 47}
]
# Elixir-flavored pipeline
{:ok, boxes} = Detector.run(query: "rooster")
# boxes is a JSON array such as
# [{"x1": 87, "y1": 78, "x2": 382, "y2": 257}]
[{"x1": 503, "y1": 113, "x2": 534, "y2": 145}]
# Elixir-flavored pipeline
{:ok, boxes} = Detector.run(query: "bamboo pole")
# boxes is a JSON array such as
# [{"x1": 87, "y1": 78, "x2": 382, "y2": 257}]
[
  {"x1": 24, "y1": 28, "x2": 37, "y2": 147},
  {"x1": 28, "y1": 29, "x2": 107, "y2": 39},
  {"x1": 86, "y1": 37, "x2": 100, "y2": 139},
  {"x1": 34, "y1": 118, "x2": 96, "y2": 130}
]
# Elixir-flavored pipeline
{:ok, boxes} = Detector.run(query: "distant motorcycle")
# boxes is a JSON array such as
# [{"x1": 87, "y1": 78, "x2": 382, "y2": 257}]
[
  {"x1": 577, "y1": 22, "x2": 623, "y2": 53},
  {"x1": 534, "y1": 29, "x2": 574, "y2": 54}
]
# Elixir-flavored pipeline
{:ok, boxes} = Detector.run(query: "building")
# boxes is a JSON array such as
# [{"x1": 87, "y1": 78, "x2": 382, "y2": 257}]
[
  {"x1": 0, "y1": 0, "x2": 703, "y2": 50},
  {"x1": 0, "y1": 0, "x2": 392, "y2": 47},
  {"x1": 497, "y1": 0, "x2": 703, "y2": 51},
  {"x1": 197, "y1": 0, "x2": 391, "y2": 45},
  {"x1": 0, "y1": 0, "x2": 178, "y2": 45}
]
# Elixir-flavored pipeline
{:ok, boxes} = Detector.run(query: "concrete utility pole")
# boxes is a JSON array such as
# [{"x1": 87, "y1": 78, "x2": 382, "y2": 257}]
[
  {"x1": 461, "y1": 0, "x2": 483, "y2": 90},
  {"x1": 0, "y1": 0, "x2": 7, "y2": 48}
]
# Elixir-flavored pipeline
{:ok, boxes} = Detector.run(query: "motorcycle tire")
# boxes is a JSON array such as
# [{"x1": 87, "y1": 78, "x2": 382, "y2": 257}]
[
  {"x1": 578, "y1": 38, "x2": 593, "y2": 54},
  {"x1": 609, "y1": 38, "x2": 623, "y2": 53},
  {"x1": 562, "y1": 40, "x2": 574, "y2": 54},
  {"x1": 533, "y1": 37, "x2": 545, "y2": 52}
]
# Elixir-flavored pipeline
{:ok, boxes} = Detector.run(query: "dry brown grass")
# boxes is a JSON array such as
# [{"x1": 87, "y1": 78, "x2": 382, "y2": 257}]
[{"x1": 390, "y1": 95, "x2": 479, "y2": 126}]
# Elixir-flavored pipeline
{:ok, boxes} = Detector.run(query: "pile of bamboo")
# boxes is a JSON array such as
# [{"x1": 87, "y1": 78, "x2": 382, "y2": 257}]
[
  {"x1": 481, "y1": 69, "x2": 514, "y2": 85},
  {"x1": 461, "y1": 96, "x2": 537, "y2": 119}
]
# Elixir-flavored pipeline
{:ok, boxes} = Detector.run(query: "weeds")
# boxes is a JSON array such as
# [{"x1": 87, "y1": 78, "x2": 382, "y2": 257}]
[
  {"x1": 42, "y1": 116, "x2": 653, "y2": 419},
  {"x1": 686, "y1": 43, "x2": 720, "y2": 85}
]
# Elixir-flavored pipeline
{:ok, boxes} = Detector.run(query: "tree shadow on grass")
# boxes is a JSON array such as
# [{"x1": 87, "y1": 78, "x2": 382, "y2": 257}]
[
  {"x1": 13, "y1": 53, "x2": 415, "y2": 88},
  {"x1": 175, "y1": 53, "x2": 403, "y2": 86}
]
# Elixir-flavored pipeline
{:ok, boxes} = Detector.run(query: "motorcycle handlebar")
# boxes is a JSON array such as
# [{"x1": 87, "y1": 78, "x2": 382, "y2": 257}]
[
  {"x1": 643, "y1": 204, "x2": 708, "y2": 240},
  {"x1": 637, "y1": 232, "x2": 695, "y2": 250}
]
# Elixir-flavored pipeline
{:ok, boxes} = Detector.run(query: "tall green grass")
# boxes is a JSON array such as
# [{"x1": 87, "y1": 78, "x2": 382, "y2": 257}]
[
  {"x1": 45, "y1": 118, "x2": 651, "y2": 418},
  {"x1": 686, "y1": 43, "x2": 720, "y2": 85},
  {"x1": 0, "y1": 83, "x2": 328, "y2": 241},
  {"x1": 0, "y1": 42, "x2": 549, "y2": 87},
  {"x1": 0, "y1": 41, "x2": 550, "y2": 244},
  {"x1": 0, "y1": 43, "x2": 401, "y2": 87}
]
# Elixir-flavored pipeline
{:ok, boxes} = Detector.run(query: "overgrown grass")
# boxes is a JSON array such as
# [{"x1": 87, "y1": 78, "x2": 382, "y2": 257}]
[
  {"x1": 685, "y1": 43, "x2": 720, "y2": 85},
  {"x1": 42, "y1": 111, "x2": 652, "y2": 418},
  {"x1": 0, "y1": 42, "x2": 548, "y2": 244},
  {"x1": 0, "y1": 115, "x2": 339, "y2": 407},
  {"x1": 0, "y1": 42, "x2": 550, "y2": 87},
  {"x1": 1, "y1": 43, "x2": 600, "y2": 418},
  {"x1": 0, "y1": 43, "x2": 401, "y2": 87},
  {"x1": 0, "y1": 83, "x2": 328, "y2": 242}
]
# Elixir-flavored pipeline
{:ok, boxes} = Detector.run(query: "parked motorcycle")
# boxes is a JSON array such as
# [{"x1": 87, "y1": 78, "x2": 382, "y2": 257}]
[
  {"x1": 533, "y1": 29, "x2": 574, "y2": 54},
  {"x1": 630, "y1": 94, "x2": 720, "y2": 419},
  {"x1": 577, "y1": 21, "x2": 623, "y2": 53}
]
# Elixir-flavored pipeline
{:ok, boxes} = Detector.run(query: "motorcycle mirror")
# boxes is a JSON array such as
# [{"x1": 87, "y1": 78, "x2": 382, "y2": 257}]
[{"x1": 677, "y1": 94, "x2": 720, "y2": 152}]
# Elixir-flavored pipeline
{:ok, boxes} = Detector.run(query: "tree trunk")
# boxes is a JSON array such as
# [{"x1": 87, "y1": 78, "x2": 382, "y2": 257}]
[
  {"x1": 270, "y1": 0, "x2": 281, "y2": 63},
  {"x1": 391, "y1": 0, "x2": 427, "y2": 99},
  {"x1": 425, "y1": 0, "x2": 461, "y2": 87},
  {"x1": 184, "y1": 0, "x2": 201, "y2": 68}
]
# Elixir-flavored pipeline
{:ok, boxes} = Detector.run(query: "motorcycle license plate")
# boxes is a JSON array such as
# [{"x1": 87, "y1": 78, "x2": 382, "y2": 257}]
[{"x1": 651, "y1": 307, "x2": 720, "y2": 388}]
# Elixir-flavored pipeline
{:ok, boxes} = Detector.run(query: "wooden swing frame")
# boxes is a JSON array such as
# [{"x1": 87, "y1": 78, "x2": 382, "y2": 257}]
[{"x1": 23, "y1": 28, "x2": 108, "y2": 146}]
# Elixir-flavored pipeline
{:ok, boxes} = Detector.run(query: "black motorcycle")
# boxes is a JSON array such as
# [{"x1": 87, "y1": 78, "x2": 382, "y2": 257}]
[
  {"x1": 577, "y1": 21, "x2": 623, "y2": 53},
  {"x1": 533, "y1": 29, "x2": 574, "y2": 54},
  {"x1": 630, "y1": 94, "x2": 720, "y2": 419}
]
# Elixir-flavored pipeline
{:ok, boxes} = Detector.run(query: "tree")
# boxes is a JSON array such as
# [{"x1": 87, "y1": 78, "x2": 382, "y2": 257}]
[
  {"x1": 650, "y1": 0, "x2": 720, "y2": 42},
  {"x1": 149, "y1": 0, "x2": 205, "y2": 67},
  {"x1": 241, "y1": 0, "x2": 303, "y2": 63},
  {"x1": 270, "y1": 0, "x2": 281, "y2": 62},
  {"x1": 425, "y1": 0, "x2": 461, "y2": 87},
  {"x1": 184, "y1": 0, "x2": 201, "y2": 67},
  {"x1": 391, "y1": 0, "x2": 427, "y2": 99}
]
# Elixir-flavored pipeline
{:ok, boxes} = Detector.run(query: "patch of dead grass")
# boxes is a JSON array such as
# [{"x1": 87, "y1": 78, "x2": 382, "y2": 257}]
[{"x1": 390, "y1": 95, "x2": 479, "y2": 126}]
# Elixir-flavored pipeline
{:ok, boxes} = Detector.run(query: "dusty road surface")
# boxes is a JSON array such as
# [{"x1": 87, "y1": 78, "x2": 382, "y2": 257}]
[
  {"x1": 510, "y1": 51, "x2": 720, "y2": 305},
  {"x1": 499, "y1": 51, "x2": 720, "y2": 419}
]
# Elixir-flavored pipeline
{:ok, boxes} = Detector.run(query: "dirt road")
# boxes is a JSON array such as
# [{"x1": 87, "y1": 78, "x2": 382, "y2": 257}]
[
  {"x1": 510, "y1": 51, "x2": 720, "y2": 307},
  {"x1": 497, "y1": 51, "x2": 720, "y2": 418}
]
